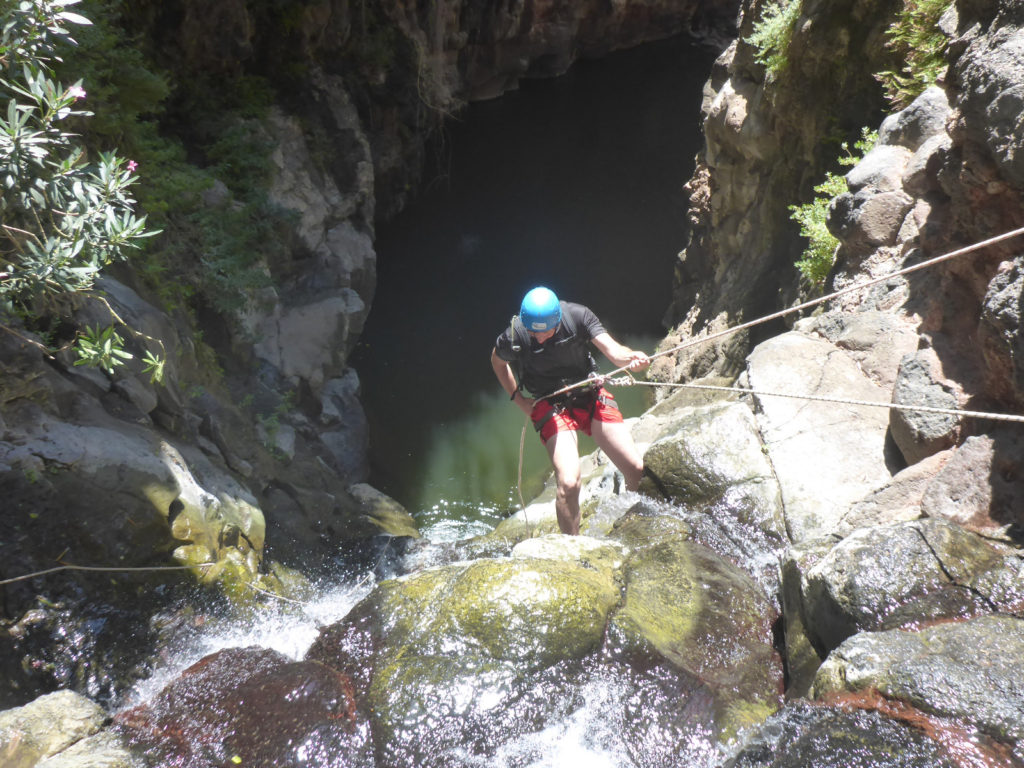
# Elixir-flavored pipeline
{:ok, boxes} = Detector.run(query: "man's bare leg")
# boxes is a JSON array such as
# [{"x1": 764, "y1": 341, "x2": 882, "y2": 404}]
[
  {"x1": 591, "y1": 419, "x2": 644, "y2": 491},
  {"x1": 545, "y1": 429, "x2": 582, "y2": 534}
]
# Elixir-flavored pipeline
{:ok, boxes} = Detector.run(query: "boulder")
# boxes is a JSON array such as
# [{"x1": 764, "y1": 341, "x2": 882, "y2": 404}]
[
  {"x1": 795, "y1": 310, "x2": 919, "y2": 391},
  {"x1": 813, "y1": 615, "x2": 1024, "y2": 761},
  {"x1": 639, "y1": 402, "x2": 783, "y2": 538},
  {"x1": 889, "y1": 349, "x2": 961, "y2": 465},
  {"x1": 606, "y1": 517, "x2": 783, "y2": 741},
  {"x1": 836, "y1": 450, "x2": 948, "y2": 535},
  {"x1": 306, "y1": 556, "x2": 621, "y2": 767},
  {"x1": 800, "y1": 518, "x2": 1012, "y2": 651},
  {"x1": 637, "y1": 400, "x2": 787, "y2": 592},
  {"x1": 723, "y1": 699, "x2": 968, "y2": 768},
  {"x1": 745, "y1": 331, "x2": 894, "y2": 543},
  {"x1": 876, "y1": 85, "x2": 952, "y2": 152},
  {"x1": 116, "y1": 647, "x2": 367, "y2": 767},
  {"x1": 0, "y1": 690, "x2": 105, "y2": 768},
  {"x1": 920, "y1": 430, "x2": 1024, "y2": 539}
]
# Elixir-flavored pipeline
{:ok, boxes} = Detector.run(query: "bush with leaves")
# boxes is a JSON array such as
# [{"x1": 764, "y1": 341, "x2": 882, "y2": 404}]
[
  {"x1": 1, "y1": 0, "x2": 163, "y2": 379},
  {"x1": 0, "y1": 0, "x2": 155, "y2": 304},
  {"x1": 876, "y1": 0, "x2": 950, "y2": 109},
  {"x1": 745, "y1": 0, "x2": 801, "y2": 81},
  {"x1": 790, "y1": 128, "x2": 878, "y2": 289}
]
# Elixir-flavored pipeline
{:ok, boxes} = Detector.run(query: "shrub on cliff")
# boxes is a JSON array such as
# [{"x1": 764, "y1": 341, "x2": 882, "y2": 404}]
[
  {"x1": 0, "y1": 0, "x2": 164, "y2": 377},
  {"x1": 0, "y1": 1, "x2": 155, "y2": 306}
]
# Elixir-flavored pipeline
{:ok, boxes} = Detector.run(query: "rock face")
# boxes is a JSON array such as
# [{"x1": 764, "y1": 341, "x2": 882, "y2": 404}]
[{"x1": 814, "y1": 615, "x2": 1024, "y2": 762}]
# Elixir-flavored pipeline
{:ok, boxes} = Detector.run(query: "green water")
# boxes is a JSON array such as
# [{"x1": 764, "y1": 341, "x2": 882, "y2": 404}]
[{"x1": 411, "y1": 340, "x2": 658, "y2": 531}]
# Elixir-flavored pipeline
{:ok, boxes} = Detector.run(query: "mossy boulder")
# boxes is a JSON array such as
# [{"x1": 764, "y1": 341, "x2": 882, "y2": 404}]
[
  {"x1": 607, "y1": 515, "x2": 784, "y2": 741},
  {"x1": 307, "y1": 556, "x2": 621, "y2": 766}
]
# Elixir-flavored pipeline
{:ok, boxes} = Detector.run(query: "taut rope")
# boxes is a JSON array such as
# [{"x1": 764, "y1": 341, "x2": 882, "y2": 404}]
[
  {"x1": 546, "y1": 225, "x2": 1024, "y2": 400},
  {"x1": 607, "y1": 375, "x2": 1024, "y2": 424}
]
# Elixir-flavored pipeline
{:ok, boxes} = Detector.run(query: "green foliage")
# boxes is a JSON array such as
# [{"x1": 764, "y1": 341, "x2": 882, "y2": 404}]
[
  {"x1": 789, "y1": 128, "x2": 878, "y2": 288},
  {"x1": 51, "y1": 1, "x2": 291, "y2": 323},
  {"x1": 73, "y1": 323, "x2": 131, "y2": 374},
  {"x1": 746, "y1": 0, "x2": 801, "y2": 80},
  {"x1": 0, "y1": 0, "x2": 157, "y2": 308},
  {"x1": 876, "y1": 0, "x2": 950, "y2": 109}
]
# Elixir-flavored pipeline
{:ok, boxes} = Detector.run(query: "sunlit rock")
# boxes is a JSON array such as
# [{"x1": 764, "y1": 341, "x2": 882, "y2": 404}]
[
  {"x1": 920, "y1": 430, "x2": 1024, "y2": 540},
  {"x1": 638, "y1": 401, "x2": 785, "y2": 547},
  {"x1": 801, "y1": 518, "x2": 1019, "y2": 652},
  {"x1": 0, "y1": 690, "x2": 105, "y2": 768},
  {"x1": 745, "y1": 331, "x2": 893, "y2": 543}
]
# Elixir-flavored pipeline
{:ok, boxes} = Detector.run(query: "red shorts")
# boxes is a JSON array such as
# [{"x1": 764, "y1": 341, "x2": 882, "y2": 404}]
[{"x1": 530, "y1": 387, "x2": 624, "y2": 443}]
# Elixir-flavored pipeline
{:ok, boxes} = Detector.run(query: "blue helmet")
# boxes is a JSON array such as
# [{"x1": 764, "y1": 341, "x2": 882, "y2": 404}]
[{"x1": 520, "y1": 286, "x2": 561, "y2": 332}]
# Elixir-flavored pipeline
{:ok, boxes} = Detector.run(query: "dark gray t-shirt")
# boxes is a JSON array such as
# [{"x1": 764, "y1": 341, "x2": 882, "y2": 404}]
[{"x1": 494, "y1": 301, "x2": 605, "y2": 398}]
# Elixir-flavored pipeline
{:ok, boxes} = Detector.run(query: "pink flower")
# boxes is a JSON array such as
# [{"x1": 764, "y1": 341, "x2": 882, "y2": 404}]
[
  {"x1": 67, "y1": 85, "x2": 86, "y2": 100},
  {"x1": 127, "y1": 160, "x2": 138, "y2": 173}
]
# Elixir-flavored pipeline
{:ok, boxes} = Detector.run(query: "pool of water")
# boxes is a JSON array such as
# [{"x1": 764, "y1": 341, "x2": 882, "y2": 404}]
[{"x1": 350, "y1": 35, "x2": 720, "y2": 520}]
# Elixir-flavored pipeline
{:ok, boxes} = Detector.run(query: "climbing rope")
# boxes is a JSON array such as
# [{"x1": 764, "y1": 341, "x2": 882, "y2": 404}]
[
  {"x1": 546, "y1": 224, "x2": 1024, "y2": 400},
  {"x1": 606, "y1": 374, "x2": 1024, "y2": 424},
  {"x1": 512, "y1": 226, "x2": 1024, "y2": 511},
  {"x1": 0, "y1": 561, "x2": 216, "y2": 587}
]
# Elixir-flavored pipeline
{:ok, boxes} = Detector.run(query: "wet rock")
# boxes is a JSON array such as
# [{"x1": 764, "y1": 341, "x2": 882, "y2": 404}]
[
  {"x1": 801, "y1": 518, "x2": 1009, "y2": 651},
  {"x1": 308, "y1": 523, "x2": 783, "y2": 765},
  {"x1": 116, "y1": 647, "x2": 368, "y2": 768},
  {"x1": 724, "y1": 698, "x2": 978, "y2": 768},
  {"x1": 606, "y1": 521, "x2": 784, "y2": 741},
  {"x1": 813, "y1": 615, "x2": 1024, "y2": 761},
  {"x1": 889, "y1": 349, "x2": 961, "y2": 465},
  {"x1": 779, "y1": 537, "x2": 839, "y2": 698},
  {"x1": 638, "y1": 402, "x2": 785, "y2": 548},
  {"x1": 745, "y1": 332, "x2": 893, "y2": 543},
  {"x1": 307, "y1": 557, "x2": 620, "y2": 766},
  {"x1": 0, "y1": 690, "x2": 105, "y2": 768}
]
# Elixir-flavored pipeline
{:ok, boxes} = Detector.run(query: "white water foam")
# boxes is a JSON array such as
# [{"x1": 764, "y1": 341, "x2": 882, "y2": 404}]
[{"x1": 119, "y1": 576, "x2": 373, "y2": 711}]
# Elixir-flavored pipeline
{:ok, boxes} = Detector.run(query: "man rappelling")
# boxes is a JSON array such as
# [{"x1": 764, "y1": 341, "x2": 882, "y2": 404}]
[{"x1": 490, "y1": 286, "x2": 650, "y2": 535}]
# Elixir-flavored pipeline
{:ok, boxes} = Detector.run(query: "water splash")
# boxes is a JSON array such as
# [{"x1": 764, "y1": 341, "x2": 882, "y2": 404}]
[
  {"x1": 119, "y1": 576, "x2": 373, "y2": 711},
  {"x1": 445, "y1": 670, "x2": 727, "y2": 768}
]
